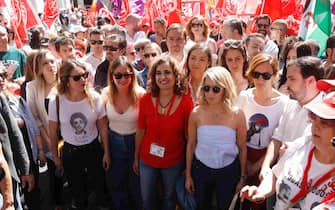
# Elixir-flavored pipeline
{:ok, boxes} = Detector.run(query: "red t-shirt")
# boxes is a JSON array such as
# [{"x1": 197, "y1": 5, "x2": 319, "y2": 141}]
[{"x1": 138, "y1": 93, "x2": 193, "y2": 168}]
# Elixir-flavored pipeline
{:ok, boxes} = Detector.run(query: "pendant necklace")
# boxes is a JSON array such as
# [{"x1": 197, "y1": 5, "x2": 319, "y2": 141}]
[{"x1": 159, "y1": 97, "x2": 172, "y2": 114}]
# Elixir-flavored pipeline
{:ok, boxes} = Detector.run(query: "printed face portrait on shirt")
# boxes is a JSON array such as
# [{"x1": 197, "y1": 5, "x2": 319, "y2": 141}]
[{"x1": 70, "y1": 112, "x2": 87, "y2": 135}]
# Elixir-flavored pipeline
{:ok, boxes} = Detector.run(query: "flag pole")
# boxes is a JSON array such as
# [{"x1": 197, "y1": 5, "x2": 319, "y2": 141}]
[{"x1": 260, "y1": 0, "x2": 265, "y2": 14}]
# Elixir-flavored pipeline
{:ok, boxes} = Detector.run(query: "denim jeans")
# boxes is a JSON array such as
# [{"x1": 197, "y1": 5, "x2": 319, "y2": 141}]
[
  {"x1": 192, "y1": 157, "x2": 240, "y2": 210},
  {"x1": 106, "y1": 130, "x2": 142, "y2": 210},
  {"x1": 139, "y1": 160, "x2": 184, "y2": 210}
]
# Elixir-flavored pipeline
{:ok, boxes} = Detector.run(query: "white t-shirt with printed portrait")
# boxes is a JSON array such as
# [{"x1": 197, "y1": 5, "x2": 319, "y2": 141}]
[
  {"x1": 49, "y1": 91, "x2": 106, "y2": 146},
  {"x1": 272, "y1": 137, "x2": 335, "y2": 210}
]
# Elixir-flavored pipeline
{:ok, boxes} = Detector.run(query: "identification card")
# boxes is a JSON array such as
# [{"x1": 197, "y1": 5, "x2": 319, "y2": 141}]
[{"x1": 149, "y1": 143, "x2": 165, "y2": 158}]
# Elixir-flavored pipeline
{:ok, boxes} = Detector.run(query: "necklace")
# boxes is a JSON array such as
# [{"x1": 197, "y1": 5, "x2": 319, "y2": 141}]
[{"x1": 159, "y1": 97, "x2": 172, "y2": 113}]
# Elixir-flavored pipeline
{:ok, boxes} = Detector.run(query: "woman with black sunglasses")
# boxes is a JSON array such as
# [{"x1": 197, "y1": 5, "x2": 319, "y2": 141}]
[
  {"x1": 236, "y1": 53, "x2": 288, "y2": 210},
  {"x1": 101, "y1": 56, "x2": 145, "y2": 210},
  {"x1": 49, "y1": 59, "x2": 110, "y2": 210},
  {"x1": 185, "y1": 66, "x2": 247, "y2": 209}
]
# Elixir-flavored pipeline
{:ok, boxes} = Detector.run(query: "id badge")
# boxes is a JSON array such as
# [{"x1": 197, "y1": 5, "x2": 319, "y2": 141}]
[{"x1": 149, "y1": 143, "x2": 165, "y2": 158}]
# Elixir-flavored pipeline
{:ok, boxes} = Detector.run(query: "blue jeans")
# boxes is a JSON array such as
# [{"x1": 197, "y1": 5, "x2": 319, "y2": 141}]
[
  {"x1": 106, "y1": 130, "x2": 142, "y2": 210},
  {"x1": 192, "y1": 157, "x2": 240, "y2": 210},
  {"x1": 139, "y1": 160, "x2": 184, "y2": 210}
]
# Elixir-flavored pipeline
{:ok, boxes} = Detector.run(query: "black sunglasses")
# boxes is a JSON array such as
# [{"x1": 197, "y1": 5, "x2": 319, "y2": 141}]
[
  {"x1": 90, "y1": 40, "x2": 103, "y2": 45},
  {"x1": 113, "y1": 73, "x2": 133, "y2": 80},
  {"x1": 144, "y1": 53, "x2": 158, "y2": 58},
  {"x1": 191, "y1": 23, "x2": 203, "y2": 28},
  {"x1": 69, "y1": 72, "x2": 89, "y2": 81},
  {"x1": 252, "y1": 71, "x2": 272, "y2": 80},
  {"x1": 257, "y1": 23, "x2": 270, "y2": 28},
  {"x1": 103, "y1": 45, "x2": 119, "y2": 51},
  {"x1": 202, "y1": 85, "x2": 221, "y2": 93}
]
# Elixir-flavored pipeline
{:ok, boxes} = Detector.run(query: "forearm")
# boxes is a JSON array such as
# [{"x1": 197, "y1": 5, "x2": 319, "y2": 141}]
[
  {"x1": 257, "y1": 171, "x2": 277, "y2": 198},
  {"x1": 262, "y1": 139, "x2": 281, "y2": 170},
  {"x1": 48, "y1": 122, "x2": 59, "y2": 158},
  {"x1": 134, "y1": 129, "x2": 144, "y2": 160},
  {"x1": 39, "y1": 126, "x2": 51, "y2": 151},
  {"x1": 239, "y1": 147, "x2": 247, "y2": 176},
  {"x1": 185, "y1": 142, "x2": 196, "y2": 177},
  {"x1": 0, "y1": 160, "x2": 14, "y2": 208}
]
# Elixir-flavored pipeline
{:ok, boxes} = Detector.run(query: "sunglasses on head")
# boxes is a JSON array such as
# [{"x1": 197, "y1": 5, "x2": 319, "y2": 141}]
[
  {"x1": 113, "y1": 73, "x2": 133, "y2": 80},
  {"x1": 202, "y1": 85, "x2": 221, "y2": 93},
  {"x1": 69, "y1": 72, "x2": 89, "y2": 81},
  {"x1": 191, "y1": 23, "x2": 203, "y2": 28},
  {"x1": 251, "y1": 71, "x2": 272, "y2": 80},
  {"x1": 90, "y1": 40, "x2": 103, "y2": 45},
  {"x1": 224, "y1": 40, "x2": 242, "y2": 49},
  {"x1": 144, "y1": 53, "x2": 158, "y2": 59},
  {"x1": 257, "y1": 23, "x2": 270, "y2": 28},
  {"x1": 103, "y1": 45, "x2": 119, "y2": 51},
  {"x1": 135, "y1": 46, "x2": 145, "y2": 52}
]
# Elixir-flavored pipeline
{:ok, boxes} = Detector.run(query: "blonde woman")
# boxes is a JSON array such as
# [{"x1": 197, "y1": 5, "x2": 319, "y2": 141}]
[
  {"x1": 49, "y1": 60, "x2": 110, "y2": 210},
  {"x1": 25, "y1": 50, "x2": 59, "y2": 209},
  {"x1": 102, "y1": 56, "x2": 145, "y2": 210},
  {"x1": 185, "y1": 66, "x2": 247, "y2": 209}
]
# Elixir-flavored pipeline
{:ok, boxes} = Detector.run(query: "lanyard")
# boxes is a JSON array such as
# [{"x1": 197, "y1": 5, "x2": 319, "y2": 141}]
[{"x1": 290, "y1": 147, "x2": 335, "y2": 204}]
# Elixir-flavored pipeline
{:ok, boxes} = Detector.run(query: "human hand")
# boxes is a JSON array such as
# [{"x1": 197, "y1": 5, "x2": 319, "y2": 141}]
[
  {"x1": 102, "y1": 152, "x2": 110, "y2": 171},
  {"x1": 21, "y1": 174, "x2": 35, "y2": 192},
  {"x1": 185, "y1": 175, "x2": 195, "y2": 193}
]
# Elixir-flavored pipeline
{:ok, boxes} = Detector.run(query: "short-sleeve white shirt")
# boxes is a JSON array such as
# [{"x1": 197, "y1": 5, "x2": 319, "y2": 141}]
[{"x1": 49, "y1": 92, "x2": 106, "y2": 146}]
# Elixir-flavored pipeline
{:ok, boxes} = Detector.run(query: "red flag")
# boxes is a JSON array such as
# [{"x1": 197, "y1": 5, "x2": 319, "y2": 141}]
[
  {"x1": 166, "y1": 0, "x2": 182, "y2": 25},
  {"x1": 118, "y1": 0, "x2": 131, "y2": 27},
  {"x1": 43, "y1": 0, "x2": 59, "y2": 29},
  {"x1": 6, "y1": 0, "x2": 41, "y2": 48}
]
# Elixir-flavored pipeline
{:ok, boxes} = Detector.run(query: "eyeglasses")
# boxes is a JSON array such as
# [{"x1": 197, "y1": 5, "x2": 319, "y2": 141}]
[
  {"x1": 129, "y1": 52, "x2": 136, "y2": 56},
  {"x1": 202, "y1": 85, "x2": 221, "y2": 93},
  {"x1": 251, "y1": 71, "x2": 273, "y2": 80},
  {"x1": 0, "y1": 72, "x2": 7, "y2": 79},
  {"x1": 69, "y1": 72, "x2": 89, "y2": 81},
  {"x1": 257, "y1": 23, "x2": 270, "y2": 28},
  {"x1": 103, "y1": 45, "x2": 119, "y2": 51},
  {"x1": 90, "y1": 40, "x2": 104, "y2": 45},
  {"x1": 113, "y1": 73, "x2": 133, "y2": 80},
  {"x1": 135, "y1": 46, "x2": 144, "y2": 52},
  {"x1": 191, "y1": 23, "x2": 203, "y2": 28},
  {"x1": 144, "y1": 53, "x2": 158, "y2": 58},
  {"x1": 224, "y1": 40, "x2": 242, "y2": 49}
]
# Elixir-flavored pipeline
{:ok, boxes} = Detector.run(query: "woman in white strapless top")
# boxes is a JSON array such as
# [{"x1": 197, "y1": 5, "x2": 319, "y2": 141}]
[{"x1": 185, "y1": 66, "x2": 247, "y2": 210}]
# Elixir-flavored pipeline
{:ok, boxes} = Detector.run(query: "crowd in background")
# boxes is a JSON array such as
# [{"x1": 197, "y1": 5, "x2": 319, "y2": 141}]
[{"x1": 0, "y1": 6, "x2": 334, "y2": 210}]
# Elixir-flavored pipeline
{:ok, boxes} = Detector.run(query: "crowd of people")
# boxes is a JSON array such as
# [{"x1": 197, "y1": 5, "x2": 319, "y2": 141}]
[{"x1": 0, "y1": 6, "x2": 334, "y2": 210}]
